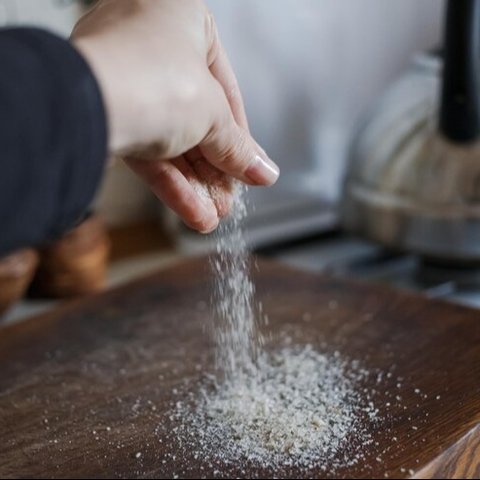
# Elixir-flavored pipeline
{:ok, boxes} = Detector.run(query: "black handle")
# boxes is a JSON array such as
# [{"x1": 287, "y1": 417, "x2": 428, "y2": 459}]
[{"x1": 439, "y1": 0, "x2": 480, "y2": 143}]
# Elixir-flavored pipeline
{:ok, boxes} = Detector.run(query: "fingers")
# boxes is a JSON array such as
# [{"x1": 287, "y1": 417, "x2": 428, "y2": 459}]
[
  {"x1": 199, "y1": 81, "x2": 280, "y2": 186},
  {"x1": 203, "y1": 18, "x2": 279, "y2": 187},
  {"x1": 126, "y1": 157, "x2": 219, "y2": 234},
  {"x1": 207, "y1": 19, "x2": 249, "y2": 130},
  {"x1": 184, "y1": 147, "x2": 234, "y2": 218}
]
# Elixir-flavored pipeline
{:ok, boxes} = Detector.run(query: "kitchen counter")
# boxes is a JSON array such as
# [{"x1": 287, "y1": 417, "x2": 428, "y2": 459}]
[{"x1": 0, "y1": 256, "x2": 480, "y2": 478}]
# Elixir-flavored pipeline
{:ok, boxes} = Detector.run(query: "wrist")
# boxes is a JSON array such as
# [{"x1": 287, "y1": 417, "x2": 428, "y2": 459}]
[{"x1": 72, "y1": 38, "x2": 130, "y2": 153}]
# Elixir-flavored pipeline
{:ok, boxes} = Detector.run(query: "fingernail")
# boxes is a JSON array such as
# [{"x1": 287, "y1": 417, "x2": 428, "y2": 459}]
[
  {"x1": 246, "y1": 155, "x2": 280, "y2": 185},
  {"x1": 199, "y1": 220, "x2": 218, "y2": 235},
  {"x1": 199, "y1": 211, "x2": 219, "y2": 234}
]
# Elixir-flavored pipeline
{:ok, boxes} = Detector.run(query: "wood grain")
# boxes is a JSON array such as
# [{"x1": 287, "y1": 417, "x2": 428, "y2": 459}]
[
  {"x1": 0, "y1": 256, "x2": 480, "y2": 478},
  {"x1": 414, "y1": 425, "x2": 480, "y2": 478}
]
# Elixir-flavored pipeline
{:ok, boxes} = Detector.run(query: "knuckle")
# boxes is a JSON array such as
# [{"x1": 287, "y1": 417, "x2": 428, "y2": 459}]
[
  {"x1": 155, "y1": 162, "x2": 172, "y2": 179},
  {"x1": 216, "y1": 133, "x2": 249, "y2": 171},
  {"x1": 225, "y1": 85, "x2": 240, "y2": 104},
  {"x1": 150, "y1": 163, "x2": 175, "y2": 188}
]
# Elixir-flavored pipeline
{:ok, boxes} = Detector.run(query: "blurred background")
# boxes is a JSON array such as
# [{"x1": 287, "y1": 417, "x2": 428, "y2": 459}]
[
  {"x1": 1, "y1": 0, "x2": 450, "y2": 321},
  {"x1": 207, "y1": 0, "x2": 443, "y2": 247}
]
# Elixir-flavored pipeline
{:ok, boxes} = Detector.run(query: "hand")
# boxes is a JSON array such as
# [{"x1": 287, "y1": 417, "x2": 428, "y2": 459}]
[{"x1": 72, "y1": 0, "x2": 279, "y2": 233}]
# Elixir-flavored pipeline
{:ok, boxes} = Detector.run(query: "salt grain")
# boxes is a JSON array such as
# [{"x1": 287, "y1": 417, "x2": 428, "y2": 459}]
[{"x1": 169, "y1": 345, "x2": 379, "y2": 471}]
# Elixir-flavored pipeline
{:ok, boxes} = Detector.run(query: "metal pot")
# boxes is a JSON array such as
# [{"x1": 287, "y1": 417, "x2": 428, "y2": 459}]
[{"x1": 342, "y1": 0, "x2": 480, "y2": 263}]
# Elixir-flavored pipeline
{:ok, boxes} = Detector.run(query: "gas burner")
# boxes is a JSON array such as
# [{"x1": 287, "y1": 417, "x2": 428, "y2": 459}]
[
  {"x1": 415, "y1": 258, "x2": 480, "y2": 289},
  {"x1": 261, "y1": 232, "x2": 480, "y2": 310}
]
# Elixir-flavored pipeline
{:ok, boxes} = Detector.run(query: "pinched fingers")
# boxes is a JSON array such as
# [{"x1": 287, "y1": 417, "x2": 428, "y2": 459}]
[
  {"x1": 184, "y1": 147, "x2": 234, "y2": 219},
  {"x1": 126, "y1": 156, "x2": 219, "y2": 234}
]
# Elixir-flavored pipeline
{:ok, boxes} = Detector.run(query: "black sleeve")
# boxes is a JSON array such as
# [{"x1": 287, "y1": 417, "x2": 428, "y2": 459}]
[{"x1": 0, "y1": 27, "x2": 107, "y2": 256}]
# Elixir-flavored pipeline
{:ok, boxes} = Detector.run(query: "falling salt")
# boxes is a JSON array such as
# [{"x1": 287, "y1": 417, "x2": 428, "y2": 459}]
[{"x1": 210, "y1": 183, "x2": 261, "y2": 380}]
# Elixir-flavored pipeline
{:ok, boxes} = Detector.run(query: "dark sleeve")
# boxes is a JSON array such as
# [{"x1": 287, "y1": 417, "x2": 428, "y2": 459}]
[{"x1": 0, "y1": 27, "x2": 107, "y2": 256}]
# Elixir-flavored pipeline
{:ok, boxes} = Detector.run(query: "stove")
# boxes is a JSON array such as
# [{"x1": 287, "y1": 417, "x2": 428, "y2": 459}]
[{"x1": 258, "y1": 231, "x2": 480, "y2": 310}]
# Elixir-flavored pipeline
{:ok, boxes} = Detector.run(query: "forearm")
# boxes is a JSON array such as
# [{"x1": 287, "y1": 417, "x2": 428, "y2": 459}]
[{"x1": 0, "y1": 27, "x2": 107, "y2": 255}]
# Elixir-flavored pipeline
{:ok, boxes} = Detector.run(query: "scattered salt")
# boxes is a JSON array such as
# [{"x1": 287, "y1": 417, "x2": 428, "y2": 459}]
[
  {"x1": 155, "y1": 181, "x2": 430, "y2": 476},
  {"x1": 168, "y1": 345, "x2": 379, "y2": 471},
  {"x1": 160, "y1": 183, "x2": 382, "y2": 473}
]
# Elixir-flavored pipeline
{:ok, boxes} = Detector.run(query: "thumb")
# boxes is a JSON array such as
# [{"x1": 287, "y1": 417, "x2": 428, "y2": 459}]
[{"x1": 199, "y1": 80, "x2": 279, "y2": 186}]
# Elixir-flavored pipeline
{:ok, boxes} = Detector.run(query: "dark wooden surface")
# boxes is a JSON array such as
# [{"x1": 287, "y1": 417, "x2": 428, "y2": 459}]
[
  {"x1": 413, "y1": 425, "x2": 480, "y2": 478},
  {"x1": 1, "y1": 256, "x2": 480, "y2": 479}
]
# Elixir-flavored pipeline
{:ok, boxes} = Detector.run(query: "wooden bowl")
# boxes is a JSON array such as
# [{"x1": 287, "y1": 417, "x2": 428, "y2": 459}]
[
  {"x1": 31, "y1": 214, "x2": 111, "y2": 298},
  {"x1": 0, "y1": 249, "x2": 39, "y2": 315}
]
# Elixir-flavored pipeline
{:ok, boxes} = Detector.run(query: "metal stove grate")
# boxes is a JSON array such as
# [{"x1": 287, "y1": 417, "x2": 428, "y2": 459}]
[{"x1": 259, "y1": 232, "x2": 480, "y2": 309}]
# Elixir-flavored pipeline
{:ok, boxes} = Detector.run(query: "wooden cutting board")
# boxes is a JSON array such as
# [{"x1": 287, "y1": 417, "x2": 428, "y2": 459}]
[{"x1": 0, "y1": 256, "x2": 480, "y2": 479}]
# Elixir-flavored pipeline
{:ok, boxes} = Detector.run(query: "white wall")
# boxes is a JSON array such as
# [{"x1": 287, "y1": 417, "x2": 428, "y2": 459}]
[{"x1": 0, "y1": 0, "x2": 80, "y2": 34}]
